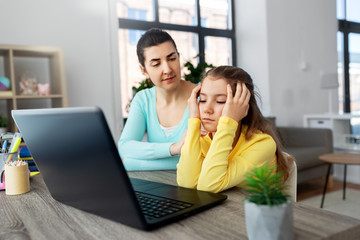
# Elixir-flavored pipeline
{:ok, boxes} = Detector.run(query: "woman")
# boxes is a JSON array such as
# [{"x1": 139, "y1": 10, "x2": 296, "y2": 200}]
[
  {"x1": 118, "y1": 28, "x2": 197, "y2": 171},
  {"x1": 177, "y1": 66, "x2": 291, "y2": 193}
]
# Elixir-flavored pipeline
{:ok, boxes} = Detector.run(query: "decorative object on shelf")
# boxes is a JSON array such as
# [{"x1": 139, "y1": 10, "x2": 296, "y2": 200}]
[
  {"x1": 37, "y1": 83, "x2": 51, "y2": 96},
  {"x1": 0, "y1": 114, "x2": 8, "y2": 134},
  {"x1": 345, "y1": 134, "x2": 360, "y2": 145},
  {"x1": 338, "y1": 134, "x2": 360, "y2": 152},
  {"x1": 19, "y1": 72, "x2": 38, "y2": 95},
  {"x1": 0, "y1": 76, "x2": 11, "y2": 91},
  {"x1": 242, "y1": 164, "x2": 294, "y2": 240}
]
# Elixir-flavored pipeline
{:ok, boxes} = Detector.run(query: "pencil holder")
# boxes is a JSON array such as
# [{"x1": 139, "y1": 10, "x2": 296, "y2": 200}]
[
  {"x1": 1, "y1": 152, "x2": 19, "y2": 191},
  {"x1": 5, "y1": 162, "x2": 30, "y2": 195}
]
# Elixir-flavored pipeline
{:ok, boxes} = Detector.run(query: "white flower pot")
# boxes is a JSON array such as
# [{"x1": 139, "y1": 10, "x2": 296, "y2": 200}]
[{"x1": 245, "y1": 200, "x2": 294, "y2": 240}]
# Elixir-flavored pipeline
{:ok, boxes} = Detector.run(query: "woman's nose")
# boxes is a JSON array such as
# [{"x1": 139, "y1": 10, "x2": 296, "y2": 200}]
[{"x1": 162, "y1": 61, "x2": 171, "y2": 74}]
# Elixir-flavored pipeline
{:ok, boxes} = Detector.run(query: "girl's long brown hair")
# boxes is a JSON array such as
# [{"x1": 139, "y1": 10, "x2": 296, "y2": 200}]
[{"x1": 202, "y1": 66, "x2": 292, "y2": 179}]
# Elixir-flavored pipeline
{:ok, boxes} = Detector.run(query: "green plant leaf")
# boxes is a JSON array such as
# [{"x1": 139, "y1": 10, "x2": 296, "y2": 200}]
[
  {"x1": 242, "y1": 163, "x2": 288, "y2": 206},
  {"x1": 183, "y1": 55, "x2": 215, "y2": 84},
  {"x1": 132, "y1": 78, "x2": 154, "y2": 94},
  {"x1": 0, "y1": 114, "x2": 8, "y2": 128}
]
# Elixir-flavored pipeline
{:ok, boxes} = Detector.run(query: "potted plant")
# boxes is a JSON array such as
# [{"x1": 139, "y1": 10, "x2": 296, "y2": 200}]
[
  {"x1": 132, "y1": 78, "x2": 154, "y2": 95},
  {"x1": 183, "y1": 55, "x2": 215, "y2": 84},
  {"x1": 0, "y1": 114, "x2": 8, "y2": 133},
  {"x1": 242, "y1": 164, "x2": 294, "y2": 240},
  {"x1": 124, "y1": 78, "x2": 154, "y2": 114}
]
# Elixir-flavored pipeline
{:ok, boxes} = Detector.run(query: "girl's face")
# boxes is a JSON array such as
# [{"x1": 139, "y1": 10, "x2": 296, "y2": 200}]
[
  {"x1": 140, "y1": 41, "x2": 181, "y2": 90},
  {"x1": 199, "y1": 77, "x2": 228, "y2": 133}
]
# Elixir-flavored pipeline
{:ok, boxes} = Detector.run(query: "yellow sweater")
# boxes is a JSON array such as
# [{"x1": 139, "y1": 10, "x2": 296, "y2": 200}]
[{"x1": 177, "y1": 116, "x2": 277, "y2": 193}]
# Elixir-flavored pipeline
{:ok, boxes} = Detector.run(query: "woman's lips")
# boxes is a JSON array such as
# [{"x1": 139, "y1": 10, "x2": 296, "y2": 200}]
[{"x1": 163, "y1": 76, "x2": 175, "y2": 82}]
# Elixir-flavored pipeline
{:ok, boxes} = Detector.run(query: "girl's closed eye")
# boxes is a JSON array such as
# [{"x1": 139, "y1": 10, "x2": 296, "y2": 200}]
[
  {"x1": 199, "y1": 99, "x2": 206, "y2": 103},
  {"x1": 216, "y1": 97, "x2": 227, "y2": 104}
]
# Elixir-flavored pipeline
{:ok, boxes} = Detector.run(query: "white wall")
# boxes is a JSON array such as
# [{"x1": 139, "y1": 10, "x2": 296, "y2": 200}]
[
  {"x1": 0, "y1": 0, "x2": 122, "y2": 140},
  {"x1": 1, "y1": 0, "x2": 338, "y2": 135},
  {"x1": 235, "y1": 0, "x2": 271, "y2": 116},
  {"x1": 235, "y1": 0, "x2": 338, "y2": 127}
]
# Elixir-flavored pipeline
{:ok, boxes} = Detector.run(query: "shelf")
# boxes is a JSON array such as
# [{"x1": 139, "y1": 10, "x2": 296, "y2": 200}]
[
  {"x1": 0, "y1": 44, "x2": 68, "y2": 132},
  {"x1": 14, "y1": 94, "x2": 63, "y2": 99},
  {"x1": 303, "y1": 113, "x2": 360, "y2": 150}
]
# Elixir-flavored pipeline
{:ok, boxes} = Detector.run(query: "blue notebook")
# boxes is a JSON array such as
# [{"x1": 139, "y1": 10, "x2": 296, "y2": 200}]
[{"x1": 20, "y1": 146, "x2": 39, "y2": 174}]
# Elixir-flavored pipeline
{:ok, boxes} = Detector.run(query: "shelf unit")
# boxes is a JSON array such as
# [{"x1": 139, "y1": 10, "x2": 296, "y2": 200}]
[
  {"x1": 303, "y1": 113, "x2": 360, "y2": 151},
  {"x1": 0, "y1": 45, "x2": 68, "y2": 132}
]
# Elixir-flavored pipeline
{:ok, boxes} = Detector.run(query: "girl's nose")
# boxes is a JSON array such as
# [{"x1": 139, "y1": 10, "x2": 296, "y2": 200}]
[{"x1": 203, "y1": 102, "x2": 213, "y2": 114}]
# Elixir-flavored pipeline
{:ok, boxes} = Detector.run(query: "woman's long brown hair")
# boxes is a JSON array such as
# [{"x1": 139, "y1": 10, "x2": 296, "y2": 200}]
[{"x1": 202, "y1": 65, "x2": 292, "y2": 179}]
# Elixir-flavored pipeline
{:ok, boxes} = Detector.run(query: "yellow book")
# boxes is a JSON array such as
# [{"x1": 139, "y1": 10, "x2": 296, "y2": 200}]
[
  {"x1": 0, "y1": 90, "x2": 13, "y2": 97},
  {"x1": 19, "y1": 157, "x2": 33, "y2": 161}
]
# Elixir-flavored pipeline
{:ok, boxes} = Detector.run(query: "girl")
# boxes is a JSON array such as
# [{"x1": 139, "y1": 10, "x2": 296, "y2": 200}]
[
  {"x1": 118, "y1": 28, "x2": 197, "y2": 171},
  {"x1": 177, "y1": 66, "x2": 291, "y2": 193}
]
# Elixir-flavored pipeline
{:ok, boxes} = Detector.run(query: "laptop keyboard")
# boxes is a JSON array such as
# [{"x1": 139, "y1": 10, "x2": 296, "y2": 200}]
[{"x1": 135, "y1": 191, "x2": 194, "y2": 219}]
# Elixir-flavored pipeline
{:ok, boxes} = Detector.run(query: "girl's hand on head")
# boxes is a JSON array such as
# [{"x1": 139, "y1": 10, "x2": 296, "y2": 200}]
[
  {"x1": 221, "y1": 82, "x2": 250, "y2": 122},
  {"x1": 188, "y1": 85, "x2": 201, "y2": 119}
]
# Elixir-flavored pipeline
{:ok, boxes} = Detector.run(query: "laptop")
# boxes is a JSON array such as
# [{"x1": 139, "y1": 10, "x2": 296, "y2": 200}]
[{"x1": 12, "y1": 106, "x2": 227, "y2": 230}]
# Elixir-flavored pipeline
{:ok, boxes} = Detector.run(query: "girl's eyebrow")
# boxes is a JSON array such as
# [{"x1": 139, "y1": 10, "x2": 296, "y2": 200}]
[{"x1": 200, "y1": 93, "x2": 227, "y2": 97}]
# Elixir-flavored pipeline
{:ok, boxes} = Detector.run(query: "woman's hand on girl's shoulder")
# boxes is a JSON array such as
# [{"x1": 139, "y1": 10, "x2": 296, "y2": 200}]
[
  {"x1": 188, "y1": 85, "x2": 201, "y2": 119},
  {"x1": 200, "y1": 126, "x2": 208, "y2": 136},
  {"x1": 222, "y1": 82, "x2": 250, "y2": 122},
  {"x1": 170, "y1": 130, "x2": 187, "y2": 156}
]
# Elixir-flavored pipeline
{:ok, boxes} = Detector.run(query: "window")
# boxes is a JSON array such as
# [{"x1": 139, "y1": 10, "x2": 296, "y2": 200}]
[
  {"x1": 117, "y1": 0, "x2": 235, "y2": 117},
  {"x1": 337, "y1": 0, "x2": 360, "y2": 134},
  {"x1": 127, "y1": 9, "x2": 147, "y2": 44},
  {"x1": 337, "y1": 0, "x2": 360, "y2": 115}
]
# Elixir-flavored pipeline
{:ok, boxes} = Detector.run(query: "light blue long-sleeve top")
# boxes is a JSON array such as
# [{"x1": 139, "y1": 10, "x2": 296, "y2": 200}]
[{"x1": 118, "y1": 87, "x2": 189, "y2": 171}]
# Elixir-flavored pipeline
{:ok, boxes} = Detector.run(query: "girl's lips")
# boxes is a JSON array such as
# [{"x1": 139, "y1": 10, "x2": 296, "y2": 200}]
[{"x1": 202, "y1": 118, "x2": 214, "y2": 122}]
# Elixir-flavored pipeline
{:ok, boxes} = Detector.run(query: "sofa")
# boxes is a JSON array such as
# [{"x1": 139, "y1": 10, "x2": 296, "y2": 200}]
[
  {"x1": 265, "y1": 117, "x2": 334, "y2": 184},
  {"x1": 276, "y1": 127, "x2": 334, "y2": 184}
]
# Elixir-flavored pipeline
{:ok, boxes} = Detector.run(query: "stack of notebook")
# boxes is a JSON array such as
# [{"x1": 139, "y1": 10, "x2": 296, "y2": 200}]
[{"x1": 19, "y1": 146, "x2": 39, "y2": 176}]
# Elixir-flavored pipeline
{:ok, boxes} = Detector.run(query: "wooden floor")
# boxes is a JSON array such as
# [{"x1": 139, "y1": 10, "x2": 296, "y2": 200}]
[{"x1": 297, "y1": 176, "x2": 360, "y2": 202}]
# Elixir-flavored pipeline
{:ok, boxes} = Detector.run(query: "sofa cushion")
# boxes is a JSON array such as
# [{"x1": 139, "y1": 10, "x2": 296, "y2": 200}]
[
  {"x1": 277, "y1": 127, "x2": 333, "y2": 148},
  {"x1": 284, "y1": 146, "x2": 331, "y2": 171}
]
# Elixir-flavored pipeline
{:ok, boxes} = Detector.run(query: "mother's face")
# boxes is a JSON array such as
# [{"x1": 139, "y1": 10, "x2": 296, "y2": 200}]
[{"x1": 140, "y1": 41, "x2": 181, "y2": 90}]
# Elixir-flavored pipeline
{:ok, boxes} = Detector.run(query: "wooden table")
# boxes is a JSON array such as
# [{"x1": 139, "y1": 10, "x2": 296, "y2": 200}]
[
  {"x1": 319, "y1": 153, "x2": 360, "y2": 208},
  {"x1": 1, "y1": 171, "x2": 360, "y2": 239}
]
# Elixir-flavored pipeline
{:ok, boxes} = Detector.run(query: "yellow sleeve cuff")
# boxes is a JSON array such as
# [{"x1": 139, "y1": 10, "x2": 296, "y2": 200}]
[
  {"x1": 218, "y1": 116, "x2": 238, "y2": 129},
  {"x1": 188, "y1": 118, "x2": 201, "y2": 125}
]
